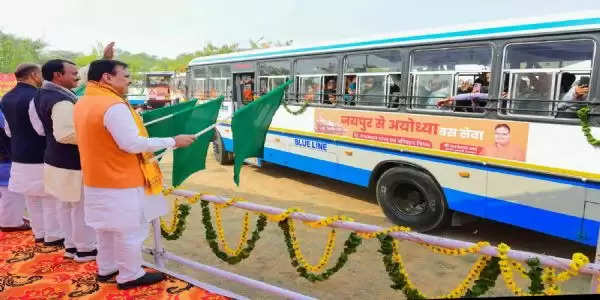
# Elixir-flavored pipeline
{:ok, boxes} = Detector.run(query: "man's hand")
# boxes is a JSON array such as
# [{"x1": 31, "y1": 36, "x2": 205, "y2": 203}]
[
  {"x1": 436, "y1": 97, "x2": 453, "y2": 107},
  {"x1": 174, "y1": 134, "x2": 196, "y2": 148},
  {"x1": 575, "y1": 85, "x2": 590, "y2": 100},
  {"x1": 103, "y1": 42, "x2": 115, "y2": 59}
]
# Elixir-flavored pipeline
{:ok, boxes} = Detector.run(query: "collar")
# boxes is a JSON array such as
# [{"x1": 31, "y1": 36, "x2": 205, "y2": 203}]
[
  {"x1": 42, "y1": 81, "x2": 77, "y2": 100},
  {"x1": 85, "y1": 81, "x2": 125, "y2": 101},
  {"x1": 16, "y1": 82, "x2": 37, "y2": 89}
]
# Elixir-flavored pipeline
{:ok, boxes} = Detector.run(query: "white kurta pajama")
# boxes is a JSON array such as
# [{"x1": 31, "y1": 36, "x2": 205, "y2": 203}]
[
  {"x1": 0, "y1": 186, "x2": 26, "y2": 227},
  {"x1": 35, "y1": 82, "x2": 96, "y2": 253},
  {"x1": 3, "y1": 102, "x2": 63, "y2": 242},
  {"x1": 84, "y1": 103, "x2": 171, "y2": 283}
]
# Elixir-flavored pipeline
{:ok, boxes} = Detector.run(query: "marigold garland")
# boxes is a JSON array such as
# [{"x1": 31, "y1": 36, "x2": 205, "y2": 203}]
[
  {"x1": 159, "y1": 200, "x2": 191, "y2": 240},
  {"x1": 286, "y1": 218, "x2": 337, "y2": 273},
  {"x1": 279, "y1": 218, "x2": 363, "y2": 282},
  {"x1": 200, "y1": 200, "x2": 268, "y2": 264},
  {"x1": 577, "y1": 106, "x2": 600, "y2": 146},
  {"x1": 303, "y1": 215, "x2": 354, "y2": 228},
  {"x1": 356, "y1": 225, "x2": 411, "y2": 239},
  {"x1": 283, "y1": 100, "x2": 309, "y2": 115},
  {"x1": 214, "y1": 204, "x2": 250, "y2": 256},
  {"x1": 419, "y1": 241, "x2": 491, "y2": 256},
  {"x1": 157, "y1": 188, "x2": 598, "y2": 297}
]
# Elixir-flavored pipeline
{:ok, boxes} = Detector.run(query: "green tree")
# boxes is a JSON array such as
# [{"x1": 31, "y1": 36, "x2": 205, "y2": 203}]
[{"x1": 0, "y1": 30, "x2": 45, "y2": 73}]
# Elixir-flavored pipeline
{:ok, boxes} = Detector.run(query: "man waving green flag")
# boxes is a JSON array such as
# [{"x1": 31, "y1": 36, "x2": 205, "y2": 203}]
[{"x1": 232, "y1": 80, "x2": 292, "y2": 186}]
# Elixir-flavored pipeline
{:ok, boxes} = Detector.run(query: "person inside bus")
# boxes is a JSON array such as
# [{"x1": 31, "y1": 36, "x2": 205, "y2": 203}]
[
  {"x1": 424, "y1": 75, "x2": 450, "y2": 109},
  {"x1": 388, "y1": 75, "x2": 401, "y2": 108},
  {"x1": 457, "y1": 79, "x2": 473, "y2": 94},
  {"x1": 344, "y1": 76, "x2": 356, "y2": 105},
  {"x1": 559, "y1": 72, "x2": 576, "y2": 98},
  {"x1": 241, "y1": 76, "x2": 254, "y2": 103},
  {"x1": 304, "y1": 84, "x2": 316, "y2": 102},
  {"x1": 516, "y1": 73, "x2": 552, "y2": 115},
  {"x1": 323, "y1": 78, "x2": 337, "y2": 104},
  {"x1": 436, "y1": 72, "x2": 491, "y2": 112},
  {"x1": 474, "y1": 72, "x2": 490, "y2": 93},
  {"x1": 360, "y1": 77, "x2": 383, "y2": 106},
  {"x1": 556, "y1": 76, "x2": 590, "y2": 118}
]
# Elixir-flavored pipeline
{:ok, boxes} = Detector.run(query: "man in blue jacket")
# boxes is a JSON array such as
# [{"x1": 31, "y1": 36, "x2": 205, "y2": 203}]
[
  {"x1": 1, "y1": 64, "x2": 63, "y2": 244},
  {"x1": 0, "y1": 110, "x2": 29, "y2": 232}
]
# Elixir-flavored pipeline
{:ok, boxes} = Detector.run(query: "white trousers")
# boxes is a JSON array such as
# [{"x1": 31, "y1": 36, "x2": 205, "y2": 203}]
[
  {"x1": 0, "y1": 186, "x2": 26, "y2": 227},
  {"x1": 96, "y1": 223, "x2": 148, "y2": 283},
  {"x1": 57, "y1": 200, "x2": 96, "y2": 251},
  {"x1": 33, "y1": 195, "x2": 63, "y2": 242},
  {"x1": 23, "y1": 195, "x2": 44, "y2": 239}
]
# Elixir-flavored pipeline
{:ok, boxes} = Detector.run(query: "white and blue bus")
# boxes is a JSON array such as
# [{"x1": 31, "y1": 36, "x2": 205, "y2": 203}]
[{"x1": 187, "y1": 12, "x2": 600, "y2": 246}]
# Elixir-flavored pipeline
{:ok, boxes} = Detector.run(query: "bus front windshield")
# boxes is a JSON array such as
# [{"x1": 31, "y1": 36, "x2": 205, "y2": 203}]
[{"x1": 147, "y1": 75, "x2": 171, "y2": 87}]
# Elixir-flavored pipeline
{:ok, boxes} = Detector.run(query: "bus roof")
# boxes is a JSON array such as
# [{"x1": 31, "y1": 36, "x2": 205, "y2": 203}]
[
  {"x1": 145, "y1": 71, "x2": 175, "y2": 76},
  {"x1": 189, "y1": 11, "x2": 600, "y2": 67}
]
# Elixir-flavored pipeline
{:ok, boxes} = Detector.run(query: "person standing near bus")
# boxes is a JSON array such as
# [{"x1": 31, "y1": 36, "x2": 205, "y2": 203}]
[
  {"x1": 74, "y1": 59, "x2": 196, "y2": 288},
  {"x1": 34, "y1": 59, "x2": 97, "y2": 261},
  {"x1": 0, "y1": 64, "x2": 63, "y2": 244},
  {"x1": 0, "y1": 110, "x2": 30, "y2": 232}
]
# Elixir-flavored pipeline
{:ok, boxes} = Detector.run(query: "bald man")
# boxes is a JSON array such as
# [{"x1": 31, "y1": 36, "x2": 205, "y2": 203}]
[{"x1": 0, "y1": 64, "x2": 64, "y2": 245}]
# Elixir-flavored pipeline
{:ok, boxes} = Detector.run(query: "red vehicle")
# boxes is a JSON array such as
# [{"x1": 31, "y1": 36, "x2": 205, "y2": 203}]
[{"x1": 145, "y1": 72, "x2": 174, "y2": 108}]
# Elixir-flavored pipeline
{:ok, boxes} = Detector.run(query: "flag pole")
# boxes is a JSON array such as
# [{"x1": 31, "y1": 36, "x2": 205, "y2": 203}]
[
  {"x1": 151, "y1": 114, "x2": 233, "y2": 162},
  {"x1": 144, "y1": 113, "x2": 175, "y2": 126}
]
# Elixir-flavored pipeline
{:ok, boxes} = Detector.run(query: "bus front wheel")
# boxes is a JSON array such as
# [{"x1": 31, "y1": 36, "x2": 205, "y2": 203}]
[
  {"x1": 376, "y1": 166, "x2": 449, "y2": 232},
  {"x1": 212, "y1": 131, "x2": 233, "y2": 165}
]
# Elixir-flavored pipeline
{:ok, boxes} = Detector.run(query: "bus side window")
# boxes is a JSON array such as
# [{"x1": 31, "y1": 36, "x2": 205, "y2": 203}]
[
  {"x1": 387, "y1": 74, "x2": 401, "y2": 108},
  {"x1": 343, "y1": 75, "x2": 357, "y2": 106},
  {"x1": 259, "y1": 77, "x2": 268, "y2": 96},
  {"x1": 501, "y1": 40, "x2": 594, "y2": 118},
  {"x1": 298, "y1": 76, "x2": 322, "y2": 103},
  {"x1": 358, "y1": 75, "x2": 386, "y2": 106},
  {"x1": 323, "y1": 75, "x2": 337, "y2": 105}
]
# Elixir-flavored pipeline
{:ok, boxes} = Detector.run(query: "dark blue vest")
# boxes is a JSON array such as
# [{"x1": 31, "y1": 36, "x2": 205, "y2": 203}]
[
  {"x1": 34, "y1": 85, "x2": 81, "y2": 170},
  {"x1": 0, "y1": 83, "x2": 46, "y2": 164}
]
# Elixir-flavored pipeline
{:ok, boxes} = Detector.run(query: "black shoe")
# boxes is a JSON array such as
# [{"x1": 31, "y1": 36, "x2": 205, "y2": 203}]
[
  {"x1": 43, "y1": 238, "x2": 65, "y2": 247},
  {"x1": 35, "y1": 238, "x2": 44, "y2": 243},
  {"x1": 75, "y1": 249, "x2": 97, "y2": 262},
  {"x1": 64, "y1": 248, "x2": 77, "y2": 259},
  {"x1": 117, "y1": 272, "x2": 165, "y2": 290},
  {"x1": 0, "y1": 223, "x2": 31, "y2": 232},
  {"x1": 97, "y1": 270, "x2": 119, "y2": 283}
]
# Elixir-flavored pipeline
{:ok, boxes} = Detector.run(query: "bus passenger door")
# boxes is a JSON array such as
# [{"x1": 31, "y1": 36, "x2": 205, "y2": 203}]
[{"x1": 233, "y1": 73, "x2": 256, "y2": 107}]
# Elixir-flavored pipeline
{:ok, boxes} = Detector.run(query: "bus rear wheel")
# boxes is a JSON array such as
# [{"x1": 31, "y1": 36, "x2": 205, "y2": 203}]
[
  {"x1": 376, "y1": 166, "x2": 449, "y2": 232},
  {"x1": 213, "y1": 131, "x2": 233, "y2": 165}
]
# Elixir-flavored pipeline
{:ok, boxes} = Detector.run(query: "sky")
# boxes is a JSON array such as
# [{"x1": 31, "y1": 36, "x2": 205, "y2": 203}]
[{"x1": 1, "y1": 0, "x2": 600, "y2": 58}]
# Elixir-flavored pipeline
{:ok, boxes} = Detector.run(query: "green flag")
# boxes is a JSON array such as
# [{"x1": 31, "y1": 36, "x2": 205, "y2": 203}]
[
  {"x1": 144, "y1": 99, "x2": 198, "y2": 138},
  {"x1": 232, "y1": 80, "x2": 292, "y2": 186},
  {"x1": 172, "y1": 96, "x2": 224, "y2": 187}
]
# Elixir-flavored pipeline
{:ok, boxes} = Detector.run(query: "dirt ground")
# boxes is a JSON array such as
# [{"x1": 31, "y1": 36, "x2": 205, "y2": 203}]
[{"x1": 145, "y1": 150, "x2": 596, "y2": 299}]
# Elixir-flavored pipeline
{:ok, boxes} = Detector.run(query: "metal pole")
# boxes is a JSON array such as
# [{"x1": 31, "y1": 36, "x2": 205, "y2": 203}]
[
  {"x1": 171, "y1": 188, "x2": 600, "y2": 276},
  {"x1": 142, "y1": 247, "x2": 316, "y2": 300},
  {"x1": 151, "y1": 219, "x2": 166, "y2": 268}
]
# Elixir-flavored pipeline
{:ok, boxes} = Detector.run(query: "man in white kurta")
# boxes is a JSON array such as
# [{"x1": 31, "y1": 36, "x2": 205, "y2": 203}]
[
  {"x1": 1, "y1": 64, "x2": 63, "y2": 244},
  {"x1": 74, "y1": 59, "x2": 195, "y2": 289},
  {"x1": 34, "y1": 59, "x2": 98, "y2": 261},
  {"x1": 0, "y1": 110, "x2": 29, "y2": 231}
]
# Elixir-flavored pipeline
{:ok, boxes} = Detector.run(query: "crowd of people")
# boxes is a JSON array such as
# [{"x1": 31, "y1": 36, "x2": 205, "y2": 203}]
[
  {"x1": 435, "y1": 71, "x2": 590, "y2": 116},
  {"x1": 0, "y1": 42, "x2": 197, "y2": 290}
]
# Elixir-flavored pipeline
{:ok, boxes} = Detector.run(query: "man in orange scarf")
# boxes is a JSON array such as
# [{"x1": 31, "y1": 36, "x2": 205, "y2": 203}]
[{"x1": 73, "y1": 60, "x2": 195, "y2": 289}]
